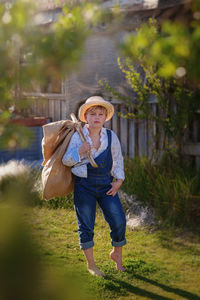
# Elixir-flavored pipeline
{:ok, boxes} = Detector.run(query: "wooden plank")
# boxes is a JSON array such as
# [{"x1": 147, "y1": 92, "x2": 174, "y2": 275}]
[
  {"x1": 158, "y1": 107, "x2": 166, "y2": 151},
  {"x1": 127, "y1": 116, "x2": 130, "y2": 157},
  {"x1": 26, "y1": 100, "x2": 33, "y2": 117},
  {"x1": 111, "y1": 100, "x2": 123, "y2": 105},
  {"x1": 129, "y1": 118, "x2": 135, "y2": 158},
  {"x1": 48, "y1": 99, "x2": 55, "y2": 121},
  {"x1": 32, "y1": 100, "x2": 37, "y2": 116},
  {"x1": 65, "y1": 98, "x2": 71, "y2": 120},
  {"x1": 117, "y1": 105, "x2": 121, "y2": 142},
  {"x1": 192, "y1": 116, "x2": 200, "y2": 169},
  {"x1": 193, "y1": 118, "x2": 199, "y2": 143},
  {"x1": 39, "y1": 100, "x2": 44, "y2": 117},
  {"x1": 40, "y1": 100, "x2": 45, "y2": 117},
  {"x1": 168, "y1": 101, "x2": 177, "y2": 149},
  {"x1": 112, "y1": 108, "x2": 118, "y2": 135},
  {"x1": 120, "y1": 105, "x2": 128, "y2": 156},
  {"x1": 182, "y1": 143, "x2": 200, "y2": 156},
  {"x1": 61, "y1": 100, "x2": 67, "y2": 120},
  {"x1": 138, "y1": 119, "x2": 147, "y2": 156},
  {"x1": 147, "y1": 103, "x2": 157, "y2": 159},
  {"x1": 195, "y1": 157, "x2": 200, "y2": 170},
  {"x1": 44, "y1": 99, "x2": 49, "y2": 118},
  {"x1": 36, "y1": 99, "x2": 42, "y2": 117},
  {"x1": 54, "y1": 100, "x2": 61, "y2": 121},
  {"x1": 104, "y1": 119, "x2": 111, "y2": 129},
  {"x1": 32, "y1": 99, "x2": 37, "y2": 116},
  {"x1": 42, "y1": 100, "x2": 47, "y2": 117},
  {"x1": 23, "y1": 92, "x2": 65, "y2": 99},
  {"x1": 36, "y1": 99, "x2": 40, "y2": 116},
  {"x1": 46, "y1": 99, "x2": 50, "y2": 119},
  {"x1": 148, "y1": 94, "x2": 158, "y2": 104},
  {"x1": 40, "y1": 99, "x2": 46, "y2": 117},
  {"x1": 61, "y1": 80, "x2": 66, "y2": 94}
]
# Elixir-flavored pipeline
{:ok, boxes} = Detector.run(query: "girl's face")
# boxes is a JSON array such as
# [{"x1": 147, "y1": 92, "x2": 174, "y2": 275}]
[{"x1": 85, "y1": 106, "x2": 107, "y2": 129}]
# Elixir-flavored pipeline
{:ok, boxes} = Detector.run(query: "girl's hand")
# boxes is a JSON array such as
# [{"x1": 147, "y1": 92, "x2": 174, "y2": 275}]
[
  {"x1": 106, "y1": 179, "x2": 123, "y2": 197},
  {"x1": 78, "y1": 142, "x2": 91, "y2": 155}
]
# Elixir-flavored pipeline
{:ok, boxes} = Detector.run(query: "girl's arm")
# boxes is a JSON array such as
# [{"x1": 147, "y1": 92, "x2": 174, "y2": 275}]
[
  {"x1": 110, "y1": 131, "x2": 125, "y2": 181},
  {"x1": 62, "y1": 132, "x2": 83, "y2": 167},
  {"x1": 106, "y1": 131, "x2": 124, "y2": 196}
]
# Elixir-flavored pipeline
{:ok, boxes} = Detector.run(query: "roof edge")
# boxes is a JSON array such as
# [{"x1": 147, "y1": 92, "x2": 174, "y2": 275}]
[{"x1": 102, "y1": 0, "x2": 193, "y2": 12}]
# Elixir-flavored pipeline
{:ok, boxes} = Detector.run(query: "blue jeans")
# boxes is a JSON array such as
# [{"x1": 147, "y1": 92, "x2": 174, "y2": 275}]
[{"x1": 74, "y1": 175, "x2": 126, "y2": 250}]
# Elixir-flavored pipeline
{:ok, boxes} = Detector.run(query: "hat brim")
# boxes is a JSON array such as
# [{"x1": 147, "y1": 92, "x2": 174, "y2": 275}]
[{"x1": 78, "y1": 101, "x2": 114, "y2": 123}]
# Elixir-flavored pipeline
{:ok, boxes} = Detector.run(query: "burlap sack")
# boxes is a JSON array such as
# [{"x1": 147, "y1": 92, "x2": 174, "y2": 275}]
[{"x1": 41, "y1": 120, "x2": 76, "y2": 200}]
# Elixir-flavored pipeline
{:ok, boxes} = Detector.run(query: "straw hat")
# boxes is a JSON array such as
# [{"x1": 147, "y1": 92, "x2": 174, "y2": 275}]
[{"x1": 78, "y1": 96, "x2": 114, "y2": 123}]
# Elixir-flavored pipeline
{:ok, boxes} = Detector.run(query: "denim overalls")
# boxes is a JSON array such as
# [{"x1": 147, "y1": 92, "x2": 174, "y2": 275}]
[{"x1": 74, "y1": 129, "x2": 126, "y2": 250}]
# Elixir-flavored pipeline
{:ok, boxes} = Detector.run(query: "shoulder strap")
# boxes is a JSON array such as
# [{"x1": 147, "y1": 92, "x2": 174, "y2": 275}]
[{"x1": 106, "y1": 129, "x2": 112, "y2": 148}]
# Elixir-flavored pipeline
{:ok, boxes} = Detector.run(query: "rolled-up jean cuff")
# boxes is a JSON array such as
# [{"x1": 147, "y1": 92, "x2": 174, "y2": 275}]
[
  {"x1": 80, "y1": 240, "x2": 94, "y2": 250},
  {"x1": 111, "y1": 239, "x2": 126, "y2": 247}
]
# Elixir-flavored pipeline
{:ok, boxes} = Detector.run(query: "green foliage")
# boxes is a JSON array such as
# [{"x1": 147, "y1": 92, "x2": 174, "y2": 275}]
[
  {"x1": 0, "y1": 122, "x2": 33, "y2": 149},
  {"x1": 42, "y1": 193, "x2": 74, "y2": 210},
  {"x1": 0, "y1": 210, "x2": 42, "y2": 300},
  {"x1": 123, "y1": 155, "x2": 200, "y2": 227},
  {"x1": 0, "y1": 160, "x2": 41, "y2": 206},
  {"x1": 122, "y1": 4, "x2": 200, "y2": 83},
  {"x1": 101, "y1": 11, "x2": 200, "y2": 152},
  {"x1": 101, "y1": 57, "x2": 199, "y2": 152},
  {"x1": 0, "y1": 0, "x2": 106, "y2": 149},
  {"x1": 0, "y1": 0, "x2": 100, "y2": 95},
  {"x1": 0, "y1": 204, "x2": 81, "y2": 300},
  {"x1": 101, "y1": 8, "x2": 200, "y2": 226},
  {"x1": 0, "y1": 159, "x2": 74, "y2": 210}
]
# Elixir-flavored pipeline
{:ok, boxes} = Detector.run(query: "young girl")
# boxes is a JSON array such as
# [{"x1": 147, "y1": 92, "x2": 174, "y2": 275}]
[{"x1": 62, "y1": 96, "x2": 126, "y2": 276}]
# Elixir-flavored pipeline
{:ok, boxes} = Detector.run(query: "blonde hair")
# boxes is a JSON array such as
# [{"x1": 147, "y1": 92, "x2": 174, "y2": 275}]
[{"x1": 84, "y1": 105, "x2": 107, "y2": 117}]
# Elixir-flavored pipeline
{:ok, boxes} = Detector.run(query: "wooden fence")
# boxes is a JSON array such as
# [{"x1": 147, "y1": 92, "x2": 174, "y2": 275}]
[
  {"x1": 104, "y1": 102, "x2": 157, "y2": 159},
  {"x1": 25, "y1": 96, "x2": 200, "y2": 168},
  {"x1": 182, "y1": 111, "x2": 200, "y2": 169},
  {"x1": 24, "y1": 94, "x2": 68, "y2": 121}
]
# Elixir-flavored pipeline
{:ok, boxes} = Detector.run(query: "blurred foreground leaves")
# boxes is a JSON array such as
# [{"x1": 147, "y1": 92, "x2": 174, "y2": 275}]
[
  {"x1": 122, "y1": 1, "x2": 200, "y2": 86},
  {"x1": 0, "y1": 0, "x2": 111, "y2": 149},
  {"x1": 0, "y1": 160, "x2": 87, "y2": 300}
]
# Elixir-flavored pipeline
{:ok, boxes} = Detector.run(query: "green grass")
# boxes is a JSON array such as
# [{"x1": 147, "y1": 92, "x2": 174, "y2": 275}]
[{"x1": 23, "y1": 206, "x2": 200, "y2": 300}]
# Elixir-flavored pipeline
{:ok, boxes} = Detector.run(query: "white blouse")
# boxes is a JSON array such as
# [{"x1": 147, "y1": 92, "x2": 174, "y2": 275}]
[{"x1": 62, "y1": 125, "x2": 125, "y2": 180}]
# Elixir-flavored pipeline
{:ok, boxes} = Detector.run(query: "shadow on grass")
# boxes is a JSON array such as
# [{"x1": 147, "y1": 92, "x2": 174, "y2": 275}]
[
  {"x1": 157, "y1": 230, "x2": 200, "y2": 255},
  {"x1": 133, "y1": 274, "x2": 200, "y2": 300},
  {"x1": 103, "y1": 273, "x2": 200, "y2": 300},
  {"x1": 102, "y1": 275, "x2": 172, "y2": 300}
]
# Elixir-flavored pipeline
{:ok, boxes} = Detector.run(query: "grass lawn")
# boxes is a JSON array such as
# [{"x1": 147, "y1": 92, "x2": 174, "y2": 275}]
[{"x1": 24, "y1": 206, "x2": 200, "y2": 300}]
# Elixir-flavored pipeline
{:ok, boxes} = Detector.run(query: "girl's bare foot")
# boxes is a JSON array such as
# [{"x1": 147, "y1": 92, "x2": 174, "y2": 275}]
[
  {"x1": 83, "y1": 247, "x2": 105, "y2": 276},
  {"x1": 88, "y1": 264, "x2": 106, "y2": 277},
  {"x1": 110, "y1": 250, "x2": 126, "y2": 272}
]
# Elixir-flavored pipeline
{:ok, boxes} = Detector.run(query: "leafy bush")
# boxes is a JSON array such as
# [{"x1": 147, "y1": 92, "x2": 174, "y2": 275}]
[
  {"x1": 0, "y1": 161, "x2": 77, "y2": 300},
  {"x1": 123, "y1": 154, "x2": 200, "y2": 227},
  {"x1": 42, "y1": 194, "x2": 74, "y2": 210},
  {"x1": 0, "y1": 160, "x2": 74, "y2": 209},
  {"x1": 0, "y1": 160, "x2": 41, "y2": 206}
]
